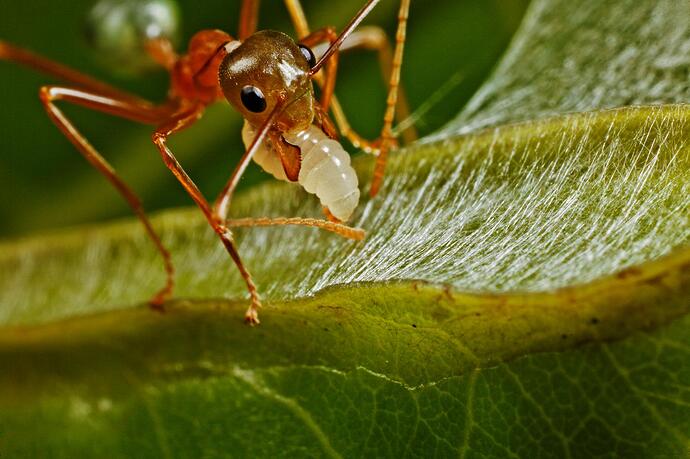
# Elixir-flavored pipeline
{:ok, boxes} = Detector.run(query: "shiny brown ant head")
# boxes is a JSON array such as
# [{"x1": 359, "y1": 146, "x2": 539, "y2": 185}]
[{"x1": 219, "y1": 30, "x2": 316, "y2": 133}]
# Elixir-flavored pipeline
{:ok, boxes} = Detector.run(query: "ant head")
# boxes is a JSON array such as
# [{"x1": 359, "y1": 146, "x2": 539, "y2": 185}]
[{"x1": 219, "y1": 30, "x2": 316, "y2": 133}]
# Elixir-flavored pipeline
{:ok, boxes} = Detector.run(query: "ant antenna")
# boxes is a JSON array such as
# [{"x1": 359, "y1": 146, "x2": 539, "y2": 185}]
[{"x1": 309, "y1": 0, "x2": 380, "y2": 75}]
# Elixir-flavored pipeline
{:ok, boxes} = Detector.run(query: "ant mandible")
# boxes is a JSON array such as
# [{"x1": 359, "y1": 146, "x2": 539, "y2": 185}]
[{"x1": 0, "y1": 0, "x2": 415, "y2": 325}]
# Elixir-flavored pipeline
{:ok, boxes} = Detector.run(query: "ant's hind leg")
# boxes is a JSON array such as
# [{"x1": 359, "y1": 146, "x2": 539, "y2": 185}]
[
  {"x1": 38, "y1": 86, "x2": 177, "y2": 309},
  {"x1": 369, "y1": 0, "x2": 411, "y2": 196},
  {"x1": 0, "y1": 41, "x2": 146, "y2": 101}
]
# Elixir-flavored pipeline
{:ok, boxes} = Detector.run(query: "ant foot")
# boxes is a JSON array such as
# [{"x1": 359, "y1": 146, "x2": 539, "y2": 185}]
[
  {"x1": 322, "y1": 206, "x2": 342, "y2": 223},
  {"x1": 244, "y1": 308, "x2": 260, "y2": 326},
  {"x1": 148, "y1": 300, "x2": 166, "y2": 314},
  {"x1": 148, "y1": 284, "x2": 173, "y2": 313}
]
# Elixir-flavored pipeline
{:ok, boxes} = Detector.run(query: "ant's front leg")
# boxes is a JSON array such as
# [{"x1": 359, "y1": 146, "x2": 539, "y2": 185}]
[
  {"x1": 283, "y1": 0, "x2": 414, "y2": 196},
  {"x1": 210, "y1": 110, "x2": 366, "y2": 322},
  {"x1": 152, "y1": 105, "x2": 264, "y2": 324},
  {"x1": 226, "y1": 216, "x2": 365, "y2": 241},
  {"x1": 211, "y1": 108, "x2": 366, "y2": 242}
]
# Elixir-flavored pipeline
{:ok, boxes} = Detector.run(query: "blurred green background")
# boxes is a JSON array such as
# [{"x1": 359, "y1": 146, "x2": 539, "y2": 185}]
[{"x1": 0, "y1": 0, "x2": 528, "y2": 237}]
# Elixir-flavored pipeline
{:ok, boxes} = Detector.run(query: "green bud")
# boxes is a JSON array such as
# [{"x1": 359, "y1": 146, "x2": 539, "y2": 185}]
[{"x1": 84, "y1": 0, "x2": 181, "y2": 75}]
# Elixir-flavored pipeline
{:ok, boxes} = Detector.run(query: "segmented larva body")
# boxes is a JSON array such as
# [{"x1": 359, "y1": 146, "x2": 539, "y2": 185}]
[{"x1": 242, "y1": 121, "x2": 360, "y2": 222}]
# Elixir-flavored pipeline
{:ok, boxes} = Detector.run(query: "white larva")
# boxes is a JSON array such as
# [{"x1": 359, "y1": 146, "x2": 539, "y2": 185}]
[{"x1": 242, "y1": 121, "x2": 360, "y2": 222}]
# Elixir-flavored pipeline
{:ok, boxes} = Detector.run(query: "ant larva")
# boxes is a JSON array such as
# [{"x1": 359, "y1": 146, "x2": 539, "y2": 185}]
[{"x1": 0, "y1": 0, "x2": 414, "y2": 325}]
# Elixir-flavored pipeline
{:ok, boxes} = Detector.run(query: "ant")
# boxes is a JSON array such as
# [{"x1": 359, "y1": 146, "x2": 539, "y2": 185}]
[{"x1": 0, "y1": 0, "x2": 415, "y2": 324}]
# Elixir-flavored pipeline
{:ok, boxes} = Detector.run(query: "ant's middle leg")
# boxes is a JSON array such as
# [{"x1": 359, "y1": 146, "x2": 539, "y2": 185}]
[
  {"x1": 38, "y1": 85, "x2": 178, "y2": 309},
  {"x1": 283, "y1": 2, "x2": 416, "y2": 145}
]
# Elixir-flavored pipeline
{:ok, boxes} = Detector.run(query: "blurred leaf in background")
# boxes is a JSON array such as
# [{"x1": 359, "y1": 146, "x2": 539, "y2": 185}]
[{"x1": 0, "y1": 0, "x2": 528, "y2": 236}]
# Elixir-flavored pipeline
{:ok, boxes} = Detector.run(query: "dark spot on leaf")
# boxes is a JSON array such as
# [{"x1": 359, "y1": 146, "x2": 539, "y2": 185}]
[
  {"x1": 431, "y1": 305, "x2": 452, "y2": 321},
  {"x1": 149, "y1": 303, "x2": 165, "y2": 314},
  {"x1": 561, "y1": 334, "x2": 568, "y2": 339},
  {"x1": 590, "y1": 317, "x2": 600, "y2": 325},
  {"x1": 616, "y1": 267, "x2": 642, "y2": 279},
  {"x1": 412, "y1": 324, "x2": 417, "y2": 328},
  {"x1": 645, "y1": 274, "x2": 666, "y2": 286}
]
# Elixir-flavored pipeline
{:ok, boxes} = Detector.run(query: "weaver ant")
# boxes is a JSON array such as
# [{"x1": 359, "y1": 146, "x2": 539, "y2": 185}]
[{"x1": 0, "y1": 0, "x2": 415, "y2": 324}]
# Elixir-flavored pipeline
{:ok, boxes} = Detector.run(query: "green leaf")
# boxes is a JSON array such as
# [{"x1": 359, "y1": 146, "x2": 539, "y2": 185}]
[
  {"x1": 2, "y1": 103, "x2": 690, "y2": 456},
  {"x1": 1, "y1": 0, "x2": 690, "y2": 457},
  {"x1": 437, "y1": 0, "x2": 690, "y2": 136}
]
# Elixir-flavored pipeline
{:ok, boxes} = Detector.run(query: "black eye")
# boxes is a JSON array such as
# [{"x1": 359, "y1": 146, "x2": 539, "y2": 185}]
[
  {"x1": 240, "y1": 85, "x2": 266, "y2": 113},
  {"x1": 298, "y1": 44, "x2": 316, "y2": 68}
]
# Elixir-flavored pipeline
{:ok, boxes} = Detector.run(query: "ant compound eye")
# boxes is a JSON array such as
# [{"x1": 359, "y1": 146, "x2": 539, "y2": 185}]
[
  {"x1": 298, "y1": 44, "x2": 316, "y2": 68},
  {"x1": 240, "y1": 86, "x2": 267, "y2": 113}
]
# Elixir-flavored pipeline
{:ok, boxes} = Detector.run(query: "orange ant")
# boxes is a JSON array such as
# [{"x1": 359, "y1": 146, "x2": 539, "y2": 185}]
[{"x1": 0, "y1": 0, "x2": 415, "y2": 324}]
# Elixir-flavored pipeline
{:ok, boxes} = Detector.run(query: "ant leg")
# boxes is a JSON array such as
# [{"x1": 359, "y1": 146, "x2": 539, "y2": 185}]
[
  {"x1": 211, "y1": 106, "x2": 365, "y2": 301},
  {"x1": 369, "y1": 0, "x2": 411, "y2": 196},
  {"x1": 300, "y1": 27, "x2": 339, "y2": 111},
  {"x1": 283, "y1": 0, "x2": 414, "y2": 196},
  {"x1": 0, "y1": 41, "x2": 152, "y2": 102},
  {"x1": 238, "y1": 0, "x2": 261, "y2": 40},
  {"x1": 38, "y1": 86, "x2": 178, "y2": 309},
  {"x1": 226, "y1": 217, "x2": 365, "y2": 240},
  {"x1": 283, "y1": 1, "x2": 416, "y2": 145},
  {"x1": 328, "y1": 26, "x2": 417, "y2": 146},
  {"x1": 283, "y1": 0, "x2": 310, "y2": 38},
  {"x1": 212, "y1": 125, "x2": 366, "y2": 242},
  {"x1": 152, "y1": 107, "x2": 263, "y2": 325},
  {"x1": 1, "y1": 39, "x2": 178, "y2": 89}
]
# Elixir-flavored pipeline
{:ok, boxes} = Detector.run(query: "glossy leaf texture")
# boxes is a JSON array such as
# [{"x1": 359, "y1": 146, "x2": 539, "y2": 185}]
[{"x1": 1, "y1": 0, "x2": 690, "y2": 457}]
